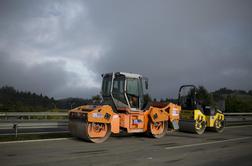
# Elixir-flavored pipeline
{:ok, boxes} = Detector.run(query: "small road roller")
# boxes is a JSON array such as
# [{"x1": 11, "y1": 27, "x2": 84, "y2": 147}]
[
  {"x1": 178, "y1": 85, "x2": 225, "y2": 134},
  {"x1": 68, "y1": 72, "x2": 181, "y2": 143}
]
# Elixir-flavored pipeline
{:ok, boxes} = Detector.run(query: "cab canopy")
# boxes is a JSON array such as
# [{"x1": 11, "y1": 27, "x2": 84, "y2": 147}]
[{"x1": 101, "y1": 72, "x2": 149, "y2": 111}]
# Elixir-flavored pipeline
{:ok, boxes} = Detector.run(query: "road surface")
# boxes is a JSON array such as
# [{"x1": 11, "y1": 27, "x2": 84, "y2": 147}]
[{"x1": 0, "y1": 125, "x2": 252, "y2": 166}]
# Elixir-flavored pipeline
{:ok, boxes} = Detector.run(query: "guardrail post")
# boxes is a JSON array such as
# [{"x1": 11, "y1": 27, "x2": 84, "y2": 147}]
[{"x1": 13, "y1": 123, "x2": 18, "y2": 138}]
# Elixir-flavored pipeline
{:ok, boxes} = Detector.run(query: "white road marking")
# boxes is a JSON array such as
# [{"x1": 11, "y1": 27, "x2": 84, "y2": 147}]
[
  {"x1": 0, "y1": 137, "x2": 72, "y2": 144},
  {"x1": 226, "y1": 124, "x2": 252, "y2": 129},
  {"x1": 165, "y1": 137, "x2": 251, "y2": 150},
  {"x1": 0, "y1": 125, "x2": 251, "y2": 145}
]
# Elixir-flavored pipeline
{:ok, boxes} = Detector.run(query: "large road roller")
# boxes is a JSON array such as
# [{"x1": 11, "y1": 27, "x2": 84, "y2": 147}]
[
  {"x1": 178, "y1": 85, "x2": 225, "y2": 134},
  {"x1": 68, "y1": 72, "x2": 181, "y2": 143}
]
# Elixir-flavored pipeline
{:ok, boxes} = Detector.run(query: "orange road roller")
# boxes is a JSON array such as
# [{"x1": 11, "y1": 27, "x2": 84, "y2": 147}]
[{"x1": 68, "y1": 72, "x2": 181, "y2": 143}]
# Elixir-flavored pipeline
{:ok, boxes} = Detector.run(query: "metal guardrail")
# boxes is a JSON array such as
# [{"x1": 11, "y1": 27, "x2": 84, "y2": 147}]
[
  {"x1": 224, "y1": 112, "x2": 252, "y2": 126},
  {"x1": 1, "y1": 112, "x2": 251, "y2": 116},
  {"x1": 224, "y1": 112, "x2": 252, "y2": 115},
  {"x1": 0, "y1": 112, "x2": 252, "y2": 136},
  {"x1": 0, "y1": 112, "x2": 68, "y2": 136},
  {"x1": 0, "y1": 120, "x2": 68, "y2": 129},
  {"x1": 0, "y1": 120, "x2": 68, "y2": 137},
  {"x1": 0, "y1": 112, "x2": 68, "y2": 120}
]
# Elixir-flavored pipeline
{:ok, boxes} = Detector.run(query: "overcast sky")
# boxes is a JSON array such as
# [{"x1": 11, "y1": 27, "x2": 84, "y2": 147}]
[{"x1": 0, "y1": 0, "x2": 251, "y2": 99}]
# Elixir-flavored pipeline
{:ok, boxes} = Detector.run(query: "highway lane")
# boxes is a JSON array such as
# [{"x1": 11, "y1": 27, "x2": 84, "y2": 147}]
[{"x1": 0, "y1": 125, "x2": 252, "y2": 166}]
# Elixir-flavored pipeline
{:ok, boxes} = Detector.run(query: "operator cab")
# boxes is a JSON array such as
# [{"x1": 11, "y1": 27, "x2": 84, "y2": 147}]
[
  {"x1": 178, "y1": 85, "x2": 197, "y2": 110},
  {"x1": 178, "y1": 85, "x2": 217, "y2": 115},
  {"x1": 101, "y1": 72, "x2": 149, "y2": 112}
]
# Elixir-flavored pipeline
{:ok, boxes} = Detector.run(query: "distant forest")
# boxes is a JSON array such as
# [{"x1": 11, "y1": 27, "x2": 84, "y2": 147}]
[
  {"x1": 0, "y1": 86, "x2": 95, "y2": 112},
  {"x1": 0, "y1": 86, "x2": 252, "y2": 112}
]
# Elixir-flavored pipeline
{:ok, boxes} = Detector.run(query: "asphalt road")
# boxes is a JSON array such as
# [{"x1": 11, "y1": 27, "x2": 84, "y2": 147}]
[{"x1": 0, "y1": 125, "x2": 252, "y2": 166}]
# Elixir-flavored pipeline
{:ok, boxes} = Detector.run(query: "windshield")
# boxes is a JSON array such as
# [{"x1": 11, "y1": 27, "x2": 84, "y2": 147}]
[
  {"x1": 101, "y1": 75, "x2": 112, "y2": 97},
  {"x1": 179, "y1": 86, "x2": 196, "y2": 109},
  {"x1": 112, "y1": 75, "x2": 128, "y2": 106},
  {"x1": 127, "y1": 78, "x2": 139, "y2": 96}
]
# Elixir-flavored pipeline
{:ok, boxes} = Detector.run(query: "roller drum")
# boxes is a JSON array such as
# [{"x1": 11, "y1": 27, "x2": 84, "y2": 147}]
[
  {"x1": 179, "y1": 120, "x2": 206, "y2": 135},
  {"x1": 68, "y1": 119, "x2": 90, "y2": 141},
  {"x1": 148, "y1": 121, "x2": 168, "y2": 138},
  {"x1": 68, "y1": 119, "x2": 111, "y2": 143},
  {"x1": 179, "y1": 120, "x2": 196, "y2": 133}
]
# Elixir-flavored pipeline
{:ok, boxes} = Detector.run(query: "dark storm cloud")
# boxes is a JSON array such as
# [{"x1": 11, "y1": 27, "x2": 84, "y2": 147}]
[
  {"x1": 0, "y1": 0, "x2": 251, "y2": 99},
  {"x1": 0, "y1": 51, "x2": 67, "y2": 95},
  {"x1": 0, "y1": 0, "x2": 106, "y2": 98},
  {"x1": 86, "y1": 0, "x2": 252, "y2": 98}
]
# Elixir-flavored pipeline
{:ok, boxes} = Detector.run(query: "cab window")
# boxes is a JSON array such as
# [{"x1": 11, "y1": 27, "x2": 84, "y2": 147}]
[
  {"x1": 127, "y1": 79, "x2": 139, "y2": 96},
  {"x1": 127, "y1": 78, "x2": 139, "y2": 108}
]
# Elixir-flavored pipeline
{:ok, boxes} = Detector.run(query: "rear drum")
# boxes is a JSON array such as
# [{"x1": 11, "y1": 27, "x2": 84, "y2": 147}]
[{"x1": 149, "y1": 121, "x2": 168, "y2": 138}]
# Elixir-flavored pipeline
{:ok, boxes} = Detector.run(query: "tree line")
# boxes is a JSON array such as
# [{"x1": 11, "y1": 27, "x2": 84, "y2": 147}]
[
  {"x1": 0, "y1": 86, "x2": 252, "y2": 112},
  {"x1": 155, "y1": 86, "x2": 252, "y2": 112},
  {"x1": 0, "y1": 86, "x2": 95, "y2": 112}
]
